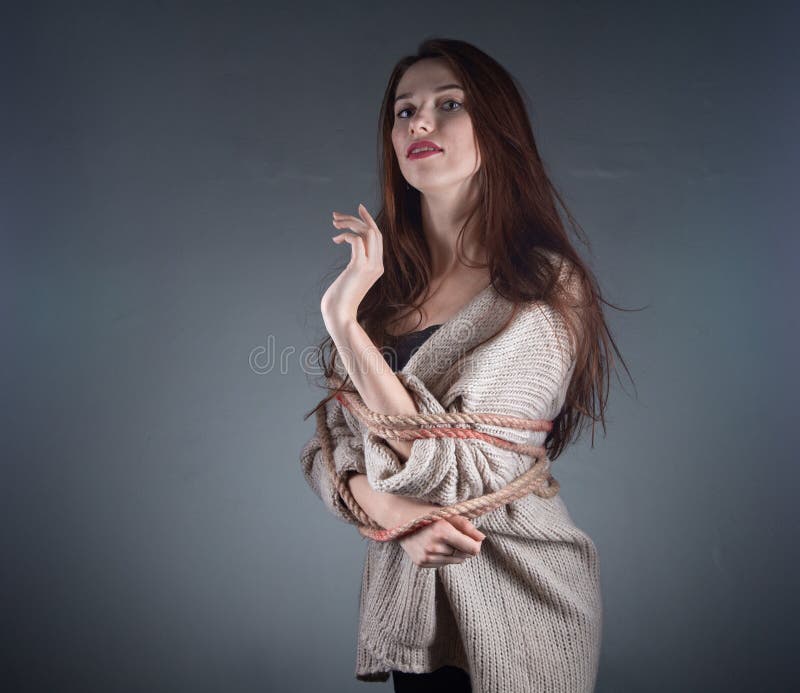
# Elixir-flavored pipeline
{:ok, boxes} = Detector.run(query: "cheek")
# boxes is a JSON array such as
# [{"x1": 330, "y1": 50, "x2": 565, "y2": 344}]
[
  {"x1": 391, "y1": 131, "x2": 404, "y2": 157},
  {"x1": 456, "y1": 130, "x2": 479, "y2": 160}
]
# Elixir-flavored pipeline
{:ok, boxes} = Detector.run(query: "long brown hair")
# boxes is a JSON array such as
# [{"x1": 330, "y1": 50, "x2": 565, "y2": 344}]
[{"x1": 304, "y1": 37, "x2": 637, "y2": 460}]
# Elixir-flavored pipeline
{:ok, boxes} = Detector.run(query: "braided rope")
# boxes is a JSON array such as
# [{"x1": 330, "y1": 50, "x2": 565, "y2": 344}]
[{"x1": 316, "y1": 373, "x2": 560, "y2": 542}]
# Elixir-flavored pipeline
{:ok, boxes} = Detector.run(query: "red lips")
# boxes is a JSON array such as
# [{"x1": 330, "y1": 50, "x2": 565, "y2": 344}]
[{"x1": 406, "y1": 140, "x2": 443, "y2": 157}]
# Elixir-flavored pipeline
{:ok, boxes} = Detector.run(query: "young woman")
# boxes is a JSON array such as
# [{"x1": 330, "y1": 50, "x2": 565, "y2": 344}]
[{"x1": 301, "y1": 38, "x2": 630, "y2": 693}]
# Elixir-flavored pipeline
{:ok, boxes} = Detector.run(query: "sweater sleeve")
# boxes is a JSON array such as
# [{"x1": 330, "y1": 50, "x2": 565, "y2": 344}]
[
  {"x1": 299, "y1": 393, "x2": 368, "y2": 526},
  {"x1": 360, "y1": 299, "x2": 579, "y2": 508}
]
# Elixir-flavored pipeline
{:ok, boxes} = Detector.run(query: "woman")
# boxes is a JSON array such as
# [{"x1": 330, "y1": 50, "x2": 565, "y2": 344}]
[{"x1": 300, "y1": 38, "x2": 630, "y2": 693}]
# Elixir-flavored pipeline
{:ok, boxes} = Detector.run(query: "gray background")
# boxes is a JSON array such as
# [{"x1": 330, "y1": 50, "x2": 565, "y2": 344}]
[{"x1": 2, "y1": 1, "x2": 798, "y2": 691}]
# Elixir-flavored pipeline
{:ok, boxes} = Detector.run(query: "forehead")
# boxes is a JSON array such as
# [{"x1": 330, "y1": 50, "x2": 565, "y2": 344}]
[{"x1": 395, "y1": 58, "x2": 459, "y2": 96}]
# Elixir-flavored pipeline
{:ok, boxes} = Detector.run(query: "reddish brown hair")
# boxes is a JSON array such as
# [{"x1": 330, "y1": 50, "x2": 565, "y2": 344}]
[{"x1": 305, "y1": 37, "x2": 636, "y2": 460}]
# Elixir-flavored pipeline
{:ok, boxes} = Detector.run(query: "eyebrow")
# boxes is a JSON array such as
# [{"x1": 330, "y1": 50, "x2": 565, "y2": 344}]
[{"x1": 394, "y1": 83, "x2": 464, "y2": 104}]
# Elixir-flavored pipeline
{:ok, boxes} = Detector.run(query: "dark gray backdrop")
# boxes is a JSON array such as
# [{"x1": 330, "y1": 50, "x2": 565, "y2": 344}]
[{"x1": 3, "y1": 1, "x2": 798, "y2": 691}]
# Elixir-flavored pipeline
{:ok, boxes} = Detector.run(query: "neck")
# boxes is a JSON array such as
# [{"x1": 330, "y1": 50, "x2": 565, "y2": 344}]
[{"x1": 419, "y1": 179, "x2": 486, "y2": 278}]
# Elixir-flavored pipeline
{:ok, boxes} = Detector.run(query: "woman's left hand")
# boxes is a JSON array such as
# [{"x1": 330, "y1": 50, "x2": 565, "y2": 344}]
[{"x1": 321, "y1": 203, "x2": 384, "y2": 327}]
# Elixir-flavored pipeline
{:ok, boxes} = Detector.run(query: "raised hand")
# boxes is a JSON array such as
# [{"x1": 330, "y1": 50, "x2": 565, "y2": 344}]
[{"x1": 321, "y1": 203, "x2": 384, "y2": 328}]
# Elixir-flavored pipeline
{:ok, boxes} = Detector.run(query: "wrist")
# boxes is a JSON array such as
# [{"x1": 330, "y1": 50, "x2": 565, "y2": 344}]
[
  {"x1": 388, "y1": 494, "x2": 441, "y2": 528},
  {"x1": 346, "y1": 473, "x2": 436, "y2": 530}
]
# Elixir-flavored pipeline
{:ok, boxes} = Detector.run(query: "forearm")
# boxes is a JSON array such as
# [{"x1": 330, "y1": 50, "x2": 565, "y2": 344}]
[
  {"x1": 346, "y1": 472, "x2": 440, "y2": 529},
  {"x1": 326, "y1": 317, "x2": 415, "y2": 460}
]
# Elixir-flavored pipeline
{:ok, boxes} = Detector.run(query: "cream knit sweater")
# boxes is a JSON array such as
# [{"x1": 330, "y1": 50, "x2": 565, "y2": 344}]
[{"x1": 300, "y1": 259, "x2": 602, "y2": 692}]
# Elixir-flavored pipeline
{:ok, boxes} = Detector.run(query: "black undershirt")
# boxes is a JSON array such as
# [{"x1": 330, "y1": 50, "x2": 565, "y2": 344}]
[{"x1": 383, "y1": 324, "x2": 443, "y2": 372}]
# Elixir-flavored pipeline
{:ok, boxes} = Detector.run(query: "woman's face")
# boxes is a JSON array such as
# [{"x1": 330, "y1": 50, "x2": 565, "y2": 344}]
[{"x1": 391, "y1": 58, "x2": 481, "y2": 195}]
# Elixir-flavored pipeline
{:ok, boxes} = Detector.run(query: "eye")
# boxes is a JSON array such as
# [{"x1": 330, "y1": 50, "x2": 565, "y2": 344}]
[{"x1": 395, "y1": 99, "x2": 463, "y2": 119}]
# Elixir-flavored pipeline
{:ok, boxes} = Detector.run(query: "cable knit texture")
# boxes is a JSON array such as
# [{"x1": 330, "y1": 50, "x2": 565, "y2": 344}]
[{"x1": 299, "y1": 255, "x2": 602, "y2": 692}]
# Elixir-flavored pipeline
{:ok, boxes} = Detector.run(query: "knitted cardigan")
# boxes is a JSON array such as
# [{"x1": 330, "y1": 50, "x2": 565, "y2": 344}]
[{"x1": 299, "y1": 261, "x2": 603, "y2": 693}]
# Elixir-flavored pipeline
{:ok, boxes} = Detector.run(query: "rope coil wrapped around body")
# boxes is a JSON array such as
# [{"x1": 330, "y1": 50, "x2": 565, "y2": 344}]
[{"x1": 317, "y1": 372, "x2": 561, "y2": 542}]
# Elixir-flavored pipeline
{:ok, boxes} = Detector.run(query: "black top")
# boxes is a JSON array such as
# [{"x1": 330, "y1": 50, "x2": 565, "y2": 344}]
[{"x1": 383, "y1": 324, "x2": 443, "y2": 372}]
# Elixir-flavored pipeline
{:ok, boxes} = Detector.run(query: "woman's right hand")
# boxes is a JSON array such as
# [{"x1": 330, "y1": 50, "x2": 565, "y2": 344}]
[{"x1": 398, "y1": 515, "x2": 486, "y2": 569}]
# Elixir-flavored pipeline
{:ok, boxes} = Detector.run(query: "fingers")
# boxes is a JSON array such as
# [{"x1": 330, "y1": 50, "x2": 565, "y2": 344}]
[
  {"x1": 356, "y1": 204, "x2": 380, "y2": 261},
  {"x1": 357, "y1": 202, "x2": 373, "y2": 222},
  {"x1": 447, "y1": 515, "x2": 487, "y2": 543},
  {"x1": 432, "y1": 552, "x2": 466, "y2": 567},
  {"x1": 423, "y1": 520, "x2": 484, "y2": 566},
  {"x1": 442, "y1": 522, "x2": 484, "y2": 558},
  {"x1": 394, "y1": 516, "x2": 488, "y2": 572},
  {"x1": 332, "y1": 204, "x2": 382, "y2": 262},
  {"x1": 332, "y1": 230, "x2": 366, "y2": 262}
]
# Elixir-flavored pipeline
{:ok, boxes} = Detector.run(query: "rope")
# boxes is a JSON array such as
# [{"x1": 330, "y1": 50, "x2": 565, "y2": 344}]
[{"x1": 315, "y1": 372, "x2": 560, "y2": 542}]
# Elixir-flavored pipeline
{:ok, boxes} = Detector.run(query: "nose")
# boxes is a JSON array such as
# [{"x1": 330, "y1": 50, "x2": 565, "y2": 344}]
[{"x1": 408, "y1": 106, "x2": 434, "y2": 134}]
